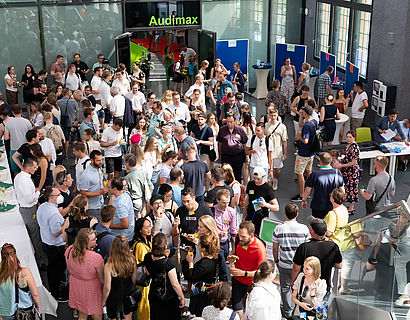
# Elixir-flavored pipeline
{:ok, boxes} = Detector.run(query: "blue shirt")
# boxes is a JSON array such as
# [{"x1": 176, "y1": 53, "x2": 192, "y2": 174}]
[
  {"x1": 374, "y1": 116, "x2": 406, "y2": 143},
  {"x1": 36, "y1": 202, "x2": 65, "y2": 246},
  {"x1": 305, "y1": 167, "x2": 344, "y2": 211},
  {"x1": 298, "y1": 119, "x2": 317, "y2": 157},
  {"x1": 111, "y1": 192, "x2": 135, "y2": 241},
  {"x1": 78, "y1": 165, "x2": 104, "y2": 209},
  {"x1": 148, "y1": 112, "x2": 164, "y2": 137},
  {"x1": 217, "y1": 80, "x2": 234, "y2": 104},
  {"x1": 171, "y1": 185, "x2": 183, "y2": 207},
  {"x1": 95, "y1": 223, "x2": 115, "y2": 262}
]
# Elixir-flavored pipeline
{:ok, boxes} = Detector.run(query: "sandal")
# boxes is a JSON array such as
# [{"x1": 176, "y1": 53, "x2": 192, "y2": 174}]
[
  {"x1": 182, "y1": 310, "x2": 192, "y2": 318},
  {"x1": 72, "y1": 309, "x2": 79, "y2": 318}
]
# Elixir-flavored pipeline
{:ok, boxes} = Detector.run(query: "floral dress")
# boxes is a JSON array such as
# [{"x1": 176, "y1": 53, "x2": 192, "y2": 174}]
[
  {"x1": 341, "y1": 143, "x2": 360, "y2": 203},
  {"x1": 280, "y1": 67, "x2": 295, "y2": 107}
]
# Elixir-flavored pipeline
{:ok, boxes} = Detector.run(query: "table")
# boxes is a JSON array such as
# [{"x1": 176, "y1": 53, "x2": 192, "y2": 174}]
[
  {"x1": 359, "y1": 142, "x2": 410, "y2": 179},
  {"x1": 0, "y1": 147, "x2": 57, "y2": 317},
  {"x1": 332, "y1": 113, "x2": 350, "y2": 145},
  {"x1": 252, "y1": 64, "x2": 272, "y2": 99}
]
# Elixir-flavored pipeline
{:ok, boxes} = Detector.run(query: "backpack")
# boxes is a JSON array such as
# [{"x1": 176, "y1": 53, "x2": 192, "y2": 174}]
[
  {"x1": 309, "y1": 120, "x2": 324, "y2": 154},
  {"x1": 92, "y1": 224, "x2": 111, "y2": 261},
  {"x1": 150, "y1": 257, "x2": 176, "y2": 300},
  {"x1": 44, "y1": 125, "x2": 64, "y2": 154},
  {"x1": 147, "y1": 210, "x2": 173, "y2": 227},
  {"x1": 168, "y1": 64, "x2": 175, "y2": 78},
  {"x1": 249, "y1": 135, "x2": 269, "y2": 161},
  {"x1": 231, "y1": 180, "x2": 246, "y2": 208}
]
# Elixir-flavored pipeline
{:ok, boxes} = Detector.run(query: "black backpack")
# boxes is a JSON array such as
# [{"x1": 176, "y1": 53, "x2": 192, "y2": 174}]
[
  {"x1": 309, "y1": 120, "x2": 323, "y2": 154},
  {"x1": 92, "y1": 224, "x2": 112, "y2": 261}
]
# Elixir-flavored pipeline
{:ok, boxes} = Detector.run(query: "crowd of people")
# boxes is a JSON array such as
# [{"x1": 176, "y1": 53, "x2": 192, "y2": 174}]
[{"x1": 0, "y1": 48, "x2": 409, "y2": 320}]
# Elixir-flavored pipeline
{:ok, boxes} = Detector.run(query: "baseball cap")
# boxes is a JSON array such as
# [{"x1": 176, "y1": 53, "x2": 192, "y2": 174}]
[
  {"x1": 253, "y1": 167, "x2": 266, "y2": 178},
  {"x1": 150, "y1": 194, "x2": 164, "y2": 205},
  {"x1": 301, "y1": 105, "x2": 313, "y2": 116},
  {"x1": 310, "y1": 218, "x2": 327, "y2": 237}
]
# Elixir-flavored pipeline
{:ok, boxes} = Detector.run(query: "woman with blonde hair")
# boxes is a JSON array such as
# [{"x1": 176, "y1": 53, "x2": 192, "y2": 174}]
[
  {"x1": 65, "y1": 228, "x2": 104, "y2": 320},
  {"x1": 144, "y1": 136, "x2": 162, "y2": 186},
  {"x1": 221, "y1": 163, "x2": 242, "y2": 228},
  {"x1": 297, "y1": 62, "x2": 311, "y2": 93},
  {"x1": 103, "y1": 236, "x2": 138, "y2": 320},
  {"x1": 161, "y1": 89, "x2": 173, "y2": 108},
  {"x1": 52, "y1": 164, "x2": 67, "y2": 185},
  {"x1": 291, "y1": 256, "x2": 327, "y2": 317},
  {"x1": 245, "y1": 260, "x2": 281, "y2": 320},
  {"x1": 0, "y1": 243, "x2": 40, "y2": 319}
]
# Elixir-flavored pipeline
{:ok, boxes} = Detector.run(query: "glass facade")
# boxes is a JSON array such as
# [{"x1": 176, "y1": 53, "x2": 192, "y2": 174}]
[
  {"x1": 332, "y1": 6, "x2": 350, "y2": 69},
  {"x1": 314, "y1": 2, "x2": 331, "y2": 57},
  {"x1": 352, "y1": 10, "x2": 371, "y2": 78}
]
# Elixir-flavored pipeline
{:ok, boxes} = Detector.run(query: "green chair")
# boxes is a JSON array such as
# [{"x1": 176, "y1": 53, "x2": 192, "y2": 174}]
[{"x1": 356, "y1": 127, "x2": 372, "y2": 143}]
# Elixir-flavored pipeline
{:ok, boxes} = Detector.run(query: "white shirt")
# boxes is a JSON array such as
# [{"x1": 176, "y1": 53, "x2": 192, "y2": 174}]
[
  {"x1": 168, "y1": 102, "x2": 191, "y2": 126},
  {"x1": 4, "y1": 74, "x2": 18, "y2": 92},
  {"x1": 312, "y1": 111, "x2": 320, "y2": 124},
  {"x1": 244, "y1": 281, "x2": 281, "y2": 320},
  {"x1": 126, "y1": 91, "x2": 146, "y2": 112},
  {"x1": 100, "y1": 81, "x2": 112, "y2": 109},
  {"x1": 185, "y1": 83, "x2": 205, "y2": 103},
  {"x1": 90, "y1": 76, "x2": 102, "y2": 100},
  {"x1": 39, "y1": 137, "x2": 57, "y2": 169},
  {"x1": 112, "y1": 78, "x2": 130, "y2": 95},
  {"x1": 110, "y1": 94, "x2": 126, "y2": 118},
  {"x1": 246, "y1": 135, "x2": 273, "y2": 168},
  {"x1": 101, "y1": 126, "x2": 123, "y2": 157},
  {"x1": 14, "y1": 171, "x2": 40, "y2": 207},
  {"x1": 202, "y1": 306, "x2": 240, "y2": 320},
  {"x1": 63, "y1": 72, "x2": 81, "y2": 91},
  {"x1": 180, "y1": 48, "x2": 197, "y2": 67},
  {"x1": 76, "y1": 156, "x2": 90, "y2": 191},
  {"x1": 352, "y1": 91, "x2": 368, "y2": 119}
]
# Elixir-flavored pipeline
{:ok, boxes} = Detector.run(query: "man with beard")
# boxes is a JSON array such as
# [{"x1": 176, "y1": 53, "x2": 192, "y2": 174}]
[{"x1": 228, "y1": 221, "x2": 266, "y2": 319}]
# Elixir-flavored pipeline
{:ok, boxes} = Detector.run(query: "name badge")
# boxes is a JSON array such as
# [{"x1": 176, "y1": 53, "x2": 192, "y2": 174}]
[
  {"x1": 236, "y1": 134, "x2": 241, "y2": 138},
  {"x1": 249, "y1": 190, "x2": 254, "y2": 195},
  {"x1": 186, "y1": 216, "x2": 197, "y2": 221}
]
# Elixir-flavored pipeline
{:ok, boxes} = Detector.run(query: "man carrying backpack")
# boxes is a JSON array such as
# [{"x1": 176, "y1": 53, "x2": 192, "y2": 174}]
[
  {"x1": 245, "y1": 122, "x2": 273, "y2": 182},
  {"x1": 291, "y1": 106, "x2": 318, "y2": 202},
  {"x1": 94, "y1": 205, "x2": 116, "y2": 263}
]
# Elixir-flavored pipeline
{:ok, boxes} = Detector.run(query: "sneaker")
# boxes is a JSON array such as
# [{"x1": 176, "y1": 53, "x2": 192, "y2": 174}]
[
  {"x1": 272, "y1": 178, "x2": 278, "y2": 191},
  {"x1": 54, "y1": 295, "x2": 69, "y2": 303},
  {"x1": 291, "y1": 194, "x2": 302, "y2": 202},
  {"x1": 395, "y1": 296, "x2": 410, "y2": 307}
]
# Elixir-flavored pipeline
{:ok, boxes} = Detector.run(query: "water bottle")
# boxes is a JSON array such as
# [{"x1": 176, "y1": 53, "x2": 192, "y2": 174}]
[{"x1": 316, "y1": 306, "x2": 327, "y2": 320}]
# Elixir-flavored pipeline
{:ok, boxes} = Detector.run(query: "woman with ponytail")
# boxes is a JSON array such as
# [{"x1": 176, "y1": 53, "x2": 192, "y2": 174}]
[
  {"x1": 244, "y1": 259, "x2": 281, "y2": 320},
  {"x1": 202, "y1": 282, "x2": 239, "y2": 320},
  {"x1": 320, "y1": 93, "x2": 340, "y2": 146}
]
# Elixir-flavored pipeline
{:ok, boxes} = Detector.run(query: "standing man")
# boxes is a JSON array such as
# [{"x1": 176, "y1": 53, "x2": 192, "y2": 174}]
[
  {"x1": 221, "y1": 92, "x2": 241, "y2": 124},
  {"x1": 291, "y1": 106, "x2": 317, "y2": 202},
  {"x1": 216, "y1": 73, "x2": 234, "y2": 121},
  {"x1": 350, "y1": 81, "x2": 369, "y2": 132},
  {"x1": 243, "y1": 167, "x2": 279, "y2": 236},
  {"x1": 92, "y1": 53, "x2": 105, "y2": 71},
  {"x1": 64, "y1": 64, "x2": 83, "y2": 92},
  {"x1": 205, "y1": 167, "x2": 234, "y2": 207},
  {"x1": 36, "y1": 187, "x2": 70, "y2": 302},
  {"x1": 217, "y1": 114, "x2": 248, "y2": 182},
  {"x1": 94, "y1": 205, "x2": 116, "y2": 262},
  {"x1": 126, "y1": 82, "x2": 146, "y2": 114},
  {"x1": 112, "y1": 69, "x2": 131, "y2": 95},
  {"x1": 108, "y1": 177, "x2": 135, "y2": 243},
  {"x1": 265, "y1": 107, "x2": 288, "y2": 190},
  {"x1": 229, "y1": 221, "x2": 266, "y2": 319},
  {"x1": 72, "y1": 53, "x2": 90, "y2": 87},
  {"x1": 174, "y1": 125, "x2": 197, "y2": 161},
  {"x1": 91, "y1": 67, "x2": 104, "y2": 130},
  {"x1": 73, "y1": 142, "x2": 90, "y2": 192},
  {"x1": 100, "y1": 119, "x2": 124, "y2": 179},
  {"x1": 272, "y1": 203, "x2": 310, "y2": 319},
  {"x1": 360, "y1": 155, "x2": 395, "y2": 215},
  {"x1": 79, "y1": 150, "x2": 107, "y2": 221},
  {"x1": 190, "y1": 112, "x2": 214, "y2": 168},
  {"x1": 184, "y1": 74, "x2": 205, "y2": 104},
  {"x1": 168, "y1": 91, "x2": 190, "y2": 128},
  {"x1": 57, "y1": 88, "x2": 79, "y2": 156},
  {"x1": 109, "y1": 86, "x2": 126, "y2": 120},
  {"x1": 37, "y1": 126, "x2": 57, "y2": 180},
  {"x1": 100, "y1": 70, "x2": 113, "y2": 127},
  {"x1": 147, "y1": 101, "x2": 163, "y2": 138},
  {"x1": 11, "y1": 129, "x2": 40, "y2": 173},
  {"x1": 374, "y1": 109, "x2": 407, "y2": 143},
  {"x1": 169, "y1": 167, "x2": 184, "y2": 207},
  {"x1": 50, "y1": 55, "x2": 66, "y2": 80},
  {"x1": 180, "y1": 44, "x2": 197, "y2": 86},
  {"x1": 231, "y1": 62, "x2": 246, "y2": 94},
  {"x1": 317, "y1": 66, "x2": 333, "y2": 107},
  {"x1": 181, "y1": 146, "x2": 210, "y2": 204},
  {"x1": 245, "y1": 122, "x2": 273, "y2": 180},
  {"x1": 14, "y1": 158, "x2": 45, "y2": 268},
  {"x1": 301, "y1": 152, "x2": 345, "y2": 219}
]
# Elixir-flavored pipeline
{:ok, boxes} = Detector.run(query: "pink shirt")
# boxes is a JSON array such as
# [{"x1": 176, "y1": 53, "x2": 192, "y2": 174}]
[{"x1": 213, "y1": 204, "x2": 237, "y2": 243}]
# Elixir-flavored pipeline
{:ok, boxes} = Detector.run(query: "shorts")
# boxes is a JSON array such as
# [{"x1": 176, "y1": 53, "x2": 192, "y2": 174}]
[
  {"x1": 294, "y1": 154, "x2": 314, "y2": 175},
  {"x1": 63, "y1": 126, "x2": 71, "y2": 142},
  {"x1": 272, "y1": 158, "x2": 284, "y2": 169},
  {"x1": 231, "y1": 277, "x2": 249, "y2": 311},
  {"x1": 97, "y1": 109, "x2": 105, "y2": 119},
  {"x1": 105, "y1": 156, "x2": 123, "y2": 173},
  {"x1": 10, "y1": 150, "x2": 21, "y2": 173}
]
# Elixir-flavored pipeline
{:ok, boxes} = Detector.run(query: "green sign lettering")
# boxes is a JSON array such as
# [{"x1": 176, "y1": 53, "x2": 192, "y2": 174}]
[{"x1": 148, "y1": 15, "x2": 199, "y2": 27}]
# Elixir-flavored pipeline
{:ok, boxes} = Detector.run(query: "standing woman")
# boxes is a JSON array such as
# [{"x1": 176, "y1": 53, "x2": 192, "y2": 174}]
[
  {"x1": 4, "y1": 66, "x2": 18, "y2": 105},
  {"x1": 131, "y1": 61, "x2": 146, "y2": 91},
  {"x1": 206, "y1": 113, "x2": 219, "y2": 169},
  {"x1": 297, "y1": 62, "x2": 311, "y2": 93},
  {"x1": 130, "y1": 114, "x2": 149, "y2": 148},
  {"x1": 333, "y1": 130, "x2": 360, "y2": 215},
  {"x1": 222, "y1": 163, "x2": 241, "y2": 229},
  {"x1": 144, "y1": 136, "x2": 162, "y2": 187},
  {"x1": 158, "y1": 183, "x2": 179, "y2": 215},
  {"x1": 21, "y1": 64, "x2": 36, "y2": 117},
  {"x1": 187, "y1": 89, "x2": 206, "y2": 133},
  {"x1": 29, "y1": 143, "x2": 51, "y2": 191},
  {"x1": 319, "y1": 93, "x2": 340, "y2": 146},
  {"x1": 144, "y1": 233, "x2": 185, "y2": 320},
  {"x1": 163, "y1": 45, "x2": 174, "y2": 89},
  {"x1": 244, "y1": 260, "x2": 281, "y2": 320},
  {"x1": 103, "y1": 236, "x2": 138, "y2": 320},
  {"x1": 0, "y1": 243, "x2": 41, "y2": 320},
  {"x1": 240, "y1": 112, "x2": 255, "y2": 186},
  {"x1": 159, "y1": 151, "x2": 178, "y2": 184},
  {"x1": 65, "y1": 228, "x2": 104, "y2": 320},
  {"x1": 265, "y1": 80, "x2": 288, "y2": 121},
  {"x1": 280, "y1": 57, "x2": 297, "y2": 107},
  {"x1": 334, "y1": 88, "x2": 349, "y2": 142},
  {"x1": 132, "y1": 218, "x2": 152, "y2": 320}
]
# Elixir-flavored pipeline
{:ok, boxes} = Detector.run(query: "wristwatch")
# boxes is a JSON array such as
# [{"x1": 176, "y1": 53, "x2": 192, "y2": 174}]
[{"x1": 244, "y1": 271, "x2": 248, "y2": 277}]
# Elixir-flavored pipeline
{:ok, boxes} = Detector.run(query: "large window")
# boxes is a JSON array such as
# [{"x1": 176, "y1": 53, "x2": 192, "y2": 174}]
[
  {"x1": 271, "y1": 0, "x2": 287, "y2": 44},
  {"x1": 314, "y1": 1, "x2": 372, "y2": 78}
]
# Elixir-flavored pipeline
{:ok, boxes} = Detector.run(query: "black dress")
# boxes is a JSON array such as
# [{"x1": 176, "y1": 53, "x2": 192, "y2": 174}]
[
  {"x1": 106, "y1": 274, "x2": 136, "y2": 319},
  {"x1": 144, "y1": 253, "x2": 181, "y2": 320},
  {"x1": 322, "y1": 104, "x2": 337, "y2": 142},
  {"x1": 65, "y1": 216, "x2": 93, "y2": 245},
  {"x1": 21, "y1": 73, "x2": 36, "y2": 103},
  {"x1": 187, "y1": 257, "x2": 218, "y2": 317}
]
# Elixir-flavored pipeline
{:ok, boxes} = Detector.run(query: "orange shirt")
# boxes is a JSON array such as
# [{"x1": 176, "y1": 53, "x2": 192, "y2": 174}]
[{"x1": 235, "y1": 237, "x2": 266, "y2": 285}]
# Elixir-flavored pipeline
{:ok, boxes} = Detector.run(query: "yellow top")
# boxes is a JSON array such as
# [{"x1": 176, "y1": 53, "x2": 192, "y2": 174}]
[
  {"x1": 133, "y1": 240, "x2": 152, "y2": 320},
  {"x1": 324, "y1": 207, "x2": 355, "y2": 251}
]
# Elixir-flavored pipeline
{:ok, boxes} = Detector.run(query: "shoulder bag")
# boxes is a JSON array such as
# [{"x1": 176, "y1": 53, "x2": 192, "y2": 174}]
[
  {"x1": 14, "y1": 280, "x2": 41, "y2": 320},
  {"x1": 365, "y1": 175, "x2": 392, "y2": 214}
]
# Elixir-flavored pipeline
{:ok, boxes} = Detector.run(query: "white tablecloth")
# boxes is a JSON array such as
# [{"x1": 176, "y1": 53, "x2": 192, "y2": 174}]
[{"x1": 0, "y1": 146, "x2": 57, "y2": 317}]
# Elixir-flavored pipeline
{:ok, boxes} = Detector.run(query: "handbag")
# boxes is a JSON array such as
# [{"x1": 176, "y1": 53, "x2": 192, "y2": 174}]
[
  {"x1": 14, "y1": 281, "x2": 41, "y2": 320},
  {"x1": 365, "y1": 175, "x2": 392, "y2": 214},
  {"x1": 135, "y1": 262, "x2": 150, "y2": 287},
  {"x1": 349, "y1": 221, "x2": 372, "y2": 251},
  {"x1": 123, "y1": 285, "x2": 142, "y2": 312}
]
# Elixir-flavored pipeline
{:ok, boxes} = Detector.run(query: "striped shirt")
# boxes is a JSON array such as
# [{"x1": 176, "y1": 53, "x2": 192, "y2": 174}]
[
  {"x1": 272, "y1": 220, "x2": 310, "y2": 269},
  {"x1": 317, "y1": 72, "x2": 332, "y2": 98}
]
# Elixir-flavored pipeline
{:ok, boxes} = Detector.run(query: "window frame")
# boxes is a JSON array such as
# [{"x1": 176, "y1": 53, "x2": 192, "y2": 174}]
[{"x1": 314, "y1": 0, "x2": 373, "y2": 81}]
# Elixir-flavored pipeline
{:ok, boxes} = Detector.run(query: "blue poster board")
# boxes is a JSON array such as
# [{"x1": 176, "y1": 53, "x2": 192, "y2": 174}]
[
  {"x1": 320, "y1": 51, "x2": 336, "y2": 82},
  {"x1": 345, "y1": 61, "x2": 359, "y2": 97},
  {"x1": 216, "y1": 39, "x2": 249, "y2": 81},
  {"x1": 274, "y1": 43, "x2": 306, "y2": 82}
]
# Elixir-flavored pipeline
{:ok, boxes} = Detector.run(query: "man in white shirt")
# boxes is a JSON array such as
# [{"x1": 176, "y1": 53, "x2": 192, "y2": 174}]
[
  {"x1": 14, "y1": 157, "x2": 45, "y2": 267},
  {"x1": 63, "y1": 64, "x2": 83, "y2": 92},
  {"x1": 73, "y1": 142, "x2": 90, "y2": 191},
  {"x1": 167, "y1": 91, "x2": 190, "y2": 128},
  {"x1": 350, "y1": 81, "x2": 368, "y2": 132},
  {"x1": 180, "y1": 44, "x2": 197, "y2": 86},
  {"x1": 36, "y1": 126, "x2": 56, "y2": 171},
  {"x1": 112, "y1": 69, "x2": 130, "y2": 95},
  {"x1": 100, "y1": 70, "x2": 112, "y2": 127},
  {"x1": 184, "y1": 74, "x2": 205, "y2": 104},
  {"x1": 101, "y1": 118, "x2": 125, "y2": 179},
  {"x1": 245, "y1": 122, "x2": 273, "y2": 182},
  {"x1": 125, "y1": 83, "x2": 146, "y2": 113},
  {"x1": 109, "y1": 86, "x2": 126, "y2": 119},
  {"x1": 91, "y1": 67, "x2": 102, "y2": 104}
]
